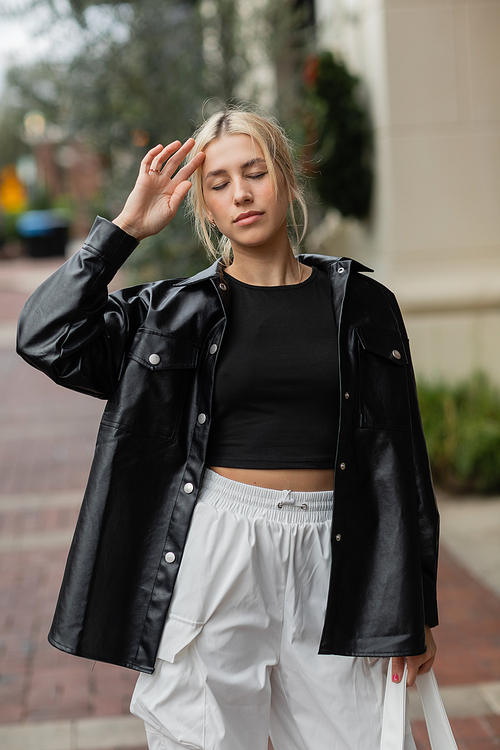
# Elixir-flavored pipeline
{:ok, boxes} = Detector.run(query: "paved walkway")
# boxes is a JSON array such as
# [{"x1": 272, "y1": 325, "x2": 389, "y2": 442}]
[{"x1": 1, "y1": 256, "x2": 500, "y2": 749}]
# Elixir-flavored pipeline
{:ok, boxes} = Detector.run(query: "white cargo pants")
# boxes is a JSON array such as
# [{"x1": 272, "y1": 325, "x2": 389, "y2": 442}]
[{"x1": 131, "y1": 469, "x2": 391, "y2": 750}]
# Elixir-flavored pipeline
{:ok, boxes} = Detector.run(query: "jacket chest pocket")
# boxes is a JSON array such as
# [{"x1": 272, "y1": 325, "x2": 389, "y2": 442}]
[
  {"x1": 103, "y1": 329, "x2": 200, "y2": 443},
  {"x1": 356, "y1": 327, "x2": 411, "y2": 431}
]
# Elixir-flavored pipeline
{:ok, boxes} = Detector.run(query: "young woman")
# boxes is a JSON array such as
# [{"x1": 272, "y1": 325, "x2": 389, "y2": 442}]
[{"x1": 17, "y1": 108, "x2": 438, "y2": 750}]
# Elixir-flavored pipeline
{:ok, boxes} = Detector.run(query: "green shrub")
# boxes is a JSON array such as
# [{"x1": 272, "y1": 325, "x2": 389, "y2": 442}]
[
  {"x1": 1, "y1": 211, "x2": 23, "y2": 242},
  {"x1": 301, "y1": 52, "x2": 373, "y2": 219},
  {"x1": 417, "y1": 372, "x2": 500, "y2": 494}
]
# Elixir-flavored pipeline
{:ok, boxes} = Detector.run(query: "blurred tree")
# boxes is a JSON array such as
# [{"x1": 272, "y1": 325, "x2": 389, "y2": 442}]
[
  {"x1": 0, "y1": 0, "x2": 244, "y2": 278},
  {"x1": 0, "y1": 106, "x2": 28, "y2": 172},
  {"x1": 0, "y1": 0, "x2": 317, "y2": 276},
  {"x1": 267, "y1": 0, "x2": 315, "y2": 133},
  {"x1": 301, "y1": 51, "x2": 373, "y2": 219}
]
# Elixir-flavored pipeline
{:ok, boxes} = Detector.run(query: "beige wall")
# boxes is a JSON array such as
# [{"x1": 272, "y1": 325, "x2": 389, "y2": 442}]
[{"x1": 315, "y1": 0, "x2": 500, "y2": 385}]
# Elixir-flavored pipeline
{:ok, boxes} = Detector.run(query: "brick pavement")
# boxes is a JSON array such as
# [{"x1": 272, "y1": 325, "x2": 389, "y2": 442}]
[
  {"x1": 410, "y1": 546, "x2": 500, "y2": 749},
  {"x1": 0, "y1": 260, "x2": 147, "y2": 748},
  {"x1": 1, "y1": 257, "x2": 500, "y2": 749}
]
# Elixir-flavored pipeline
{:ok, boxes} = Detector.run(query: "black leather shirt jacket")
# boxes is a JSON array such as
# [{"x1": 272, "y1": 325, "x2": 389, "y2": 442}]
[{"x1": 17, "y1": 217, "x2": 439, "y2": 674}]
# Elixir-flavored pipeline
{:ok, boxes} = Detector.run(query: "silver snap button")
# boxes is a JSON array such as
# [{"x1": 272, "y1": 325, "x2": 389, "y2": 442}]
[
  {"x1": 184, "y1": 482, "x2": 194, "y2": 494},
  {"x1": 301, "y1": 503, "x2": 308, "y2": 510},
  {"x1": 197, "y1": 413, "x2": 207, "y2": 424},
  {"x1": 209, "y1": 344, "x2": 218, "y2": 354},
  {"x1": 340, "y1": 462, "x2": 346, "y2": 470},
  {"x1": 392, "y1": 349, "x2": 401, "y2": 360},
  {"x1": 148, "y1": 353, "x2": 160, "y2": 365},
  {"x1": 344, "y1": 392, "x2": 350, "y2": 399},
  {"x1": 335, "y1": 534, "x2": 342, "y2": 542},
  {"x1": 165, "y1": 552, "x2": 175, "y2": 563},
  {"x1": 338, "y1": 266, "x2": 345, "y2": 274},
  {"x1": 277, "y1": 501, "x2": 283, "y2": 509},
  {"x1": 219, "y1": 283, "x2": 227, "y2": 291}
]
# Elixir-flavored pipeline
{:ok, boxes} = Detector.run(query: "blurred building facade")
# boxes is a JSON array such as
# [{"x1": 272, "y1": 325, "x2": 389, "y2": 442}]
[{"x1": 315, "y1": 0, "x2": 500, "y2": 386}]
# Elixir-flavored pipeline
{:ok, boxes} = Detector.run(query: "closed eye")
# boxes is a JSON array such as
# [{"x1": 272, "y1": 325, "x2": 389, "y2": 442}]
[{"x1": 211, "y1": 171, "x2": 267, "y2": 190}]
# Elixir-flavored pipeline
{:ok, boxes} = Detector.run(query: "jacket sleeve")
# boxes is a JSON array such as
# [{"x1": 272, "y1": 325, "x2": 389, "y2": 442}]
[
  {"x1": 16, "y1": 217, "x2": 144, "y2": 400},
  {"x1": 387, "y1": 289, "x2": 440, "y2": 628}
]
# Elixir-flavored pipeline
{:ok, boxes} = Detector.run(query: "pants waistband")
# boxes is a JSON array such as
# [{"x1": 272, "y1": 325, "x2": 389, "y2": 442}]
[{"x1": 198, "y1": 469, "x2": 334, "y2": 524}]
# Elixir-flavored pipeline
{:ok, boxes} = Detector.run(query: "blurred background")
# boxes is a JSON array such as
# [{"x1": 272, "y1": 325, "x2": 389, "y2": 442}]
[{"x1": 1, "y1": 1, "x2": 500, "y2": 749}]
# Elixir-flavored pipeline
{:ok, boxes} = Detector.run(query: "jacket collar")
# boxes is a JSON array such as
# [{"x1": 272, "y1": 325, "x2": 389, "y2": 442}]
[
  {"x1": 298, "y1": 254, "x2": 373, "y2": 274},
  {"x1": 173, "y1": 255, "x2": 373, "y2": 287},
  {"x1": 173, "y1": 259, "x2": 220, "y2": 287}
]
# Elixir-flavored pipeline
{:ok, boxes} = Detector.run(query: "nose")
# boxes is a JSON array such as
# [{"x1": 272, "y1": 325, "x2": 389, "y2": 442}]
[{"x1": 232, "y1": 178, "x2": 252, "y2": 205}]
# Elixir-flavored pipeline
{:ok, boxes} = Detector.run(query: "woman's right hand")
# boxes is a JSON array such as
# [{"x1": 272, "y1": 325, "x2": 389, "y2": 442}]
[{"x1": 113, "y1": 139, "x2": 205, "y2": 241}]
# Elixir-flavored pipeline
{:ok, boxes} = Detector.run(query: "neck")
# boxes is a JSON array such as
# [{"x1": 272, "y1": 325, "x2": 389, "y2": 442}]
[{"x1": 227, "y1": 227, "x2": 302, "y2": 287}]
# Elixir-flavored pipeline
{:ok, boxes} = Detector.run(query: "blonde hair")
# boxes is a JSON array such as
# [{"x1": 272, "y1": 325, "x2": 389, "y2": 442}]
[{"x1": 186, "y1": 106, "x2": 308, "y2": 265}]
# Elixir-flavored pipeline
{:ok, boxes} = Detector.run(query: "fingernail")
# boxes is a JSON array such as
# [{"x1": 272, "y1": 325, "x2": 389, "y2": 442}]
[{"x1": 392, "y1": 674, "x2": 400, "y2": 683}]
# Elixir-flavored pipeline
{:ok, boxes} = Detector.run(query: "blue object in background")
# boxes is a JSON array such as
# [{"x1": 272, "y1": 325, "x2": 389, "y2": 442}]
[{"x1": 16, "y1": 210, "x2": 69, "y2": 257}]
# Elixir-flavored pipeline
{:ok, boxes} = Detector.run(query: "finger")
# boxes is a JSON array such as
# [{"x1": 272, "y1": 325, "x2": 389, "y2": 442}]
[
  {"x1": 406, "y1": 660, "x2": 419, "y2": 688},
  {"x1": 418, "y1": 657, "x2": 435, "y2": 675},
  {"x1": 145, "y1": 140, "x2": 186, "y2": 174},
  {"x1": 140, "y1": 144, "x2": 165, "y2": 174},
  {"x1": 150, "y1": 140, "x2": 188, "y2": 173},
  {"x1": 158, "y1": 137, "x2": 197, "y2": 179},
  {"x1": 169, "y1": 180, "x2": 194, "y2": 214},
  {"x1": 417, "y1": 649, "x2": 436, "y2": 675},
  {"x1": 391, "y1": 657, "x2": 405, "y2": 684},
  {"x1": 170, "y1": 151, "x2": 205, "y2": 186}
]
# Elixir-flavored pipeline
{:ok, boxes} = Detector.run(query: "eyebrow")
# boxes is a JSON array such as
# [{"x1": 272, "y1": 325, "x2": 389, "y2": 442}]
[{"x1": 204, "y1": 157, "x2": 267, "y2": 181}]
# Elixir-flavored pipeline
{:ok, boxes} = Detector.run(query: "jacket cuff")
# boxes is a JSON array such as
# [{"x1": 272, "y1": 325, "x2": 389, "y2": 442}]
[
  {"x1": 423, "y1": 574, "x2": 439, "y2": 628},
  {"x1": 82, "y1": 217, "x2": 140, "y2": 270}
]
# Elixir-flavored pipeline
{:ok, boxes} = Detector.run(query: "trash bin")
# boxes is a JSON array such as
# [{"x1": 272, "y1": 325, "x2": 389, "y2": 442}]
[{"x1": 16, "y1": 210, "x2": 69, "y2": 257}]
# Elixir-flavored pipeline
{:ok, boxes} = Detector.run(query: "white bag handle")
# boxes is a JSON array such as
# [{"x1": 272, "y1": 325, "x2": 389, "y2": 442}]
[{"x1": 381, "y1": 658, "x2": 458, "y2": 750}]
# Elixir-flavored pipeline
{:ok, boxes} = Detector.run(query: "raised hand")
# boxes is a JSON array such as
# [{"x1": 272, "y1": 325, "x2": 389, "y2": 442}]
[{"x1": 113, "y1": 139, "x2": 205, "y2": 241}]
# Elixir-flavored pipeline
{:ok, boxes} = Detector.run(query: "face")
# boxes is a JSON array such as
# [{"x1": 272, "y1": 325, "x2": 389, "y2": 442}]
[{"x1": 201, "y1": 133, "x2": 290, "y2": 254}]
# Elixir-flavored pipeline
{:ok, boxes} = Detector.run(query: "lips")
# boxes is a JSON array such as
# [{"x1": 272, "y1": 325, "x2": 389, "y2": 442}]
[{"x1": 234, "y1": 211, "x2": 264, "y2": 225}]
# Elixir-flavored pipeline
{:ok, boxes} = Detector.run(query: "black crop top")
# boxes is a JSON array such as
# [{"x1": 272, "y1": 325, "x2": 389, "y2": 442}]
[{"x1": 205, "y1": 266, "x2": 340, "y2": 469}]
